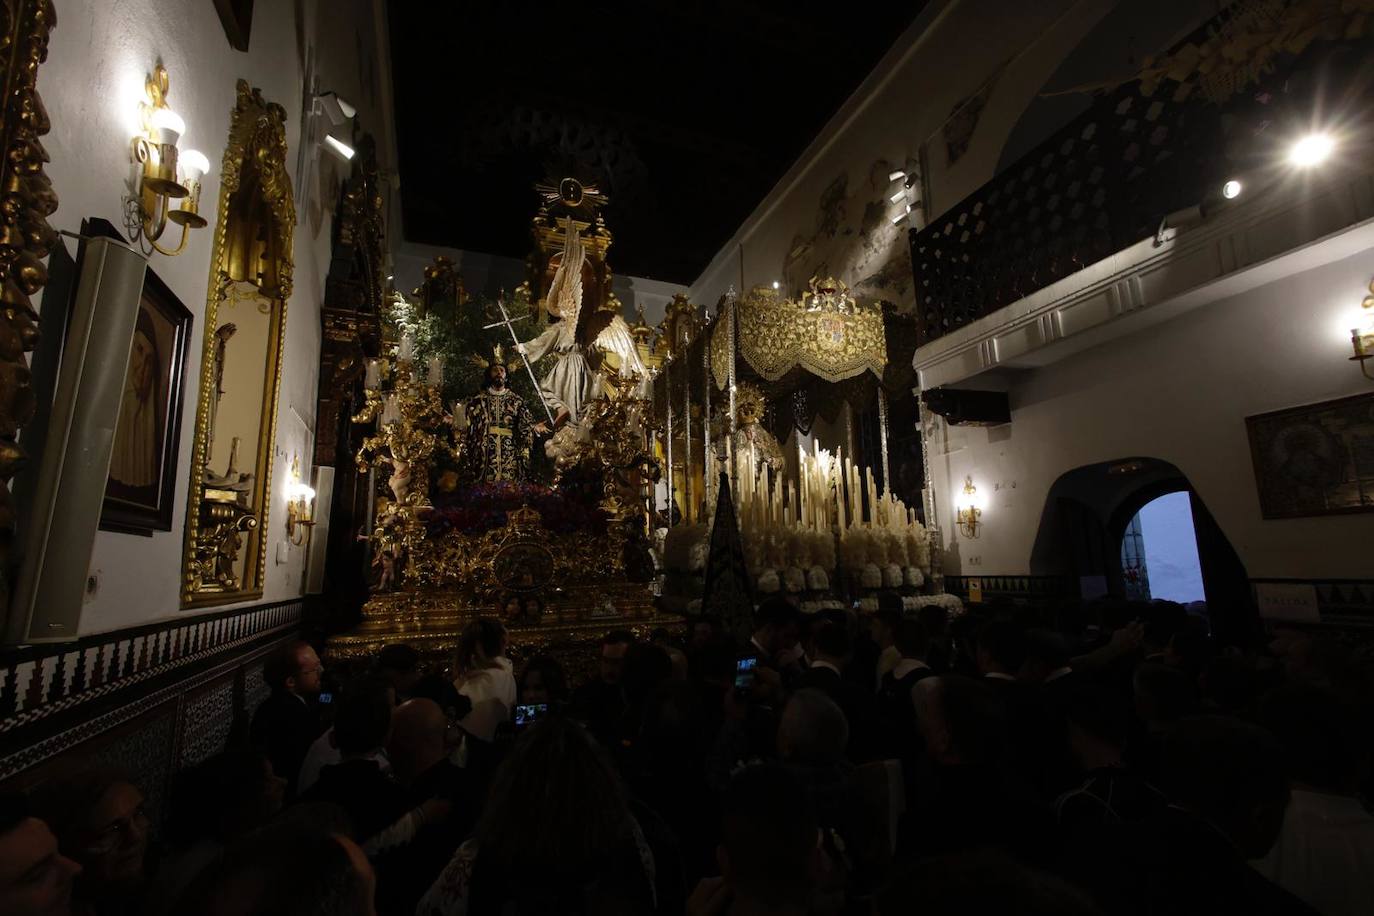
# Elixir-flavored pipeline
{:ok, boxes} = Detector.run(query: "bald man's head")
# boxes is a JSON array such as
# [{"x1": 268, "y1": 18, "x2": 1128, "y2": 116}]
[{"x1": 388, "y1": 699, "x2": 448, "y2": 780}]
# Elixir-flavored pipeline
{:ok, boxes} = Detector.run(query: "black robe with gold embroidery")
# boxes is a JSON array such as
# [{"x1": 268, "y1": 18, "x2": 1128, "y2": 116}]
[{"x1": 460, "y1": 388, "x2": 535, "y2": 484}]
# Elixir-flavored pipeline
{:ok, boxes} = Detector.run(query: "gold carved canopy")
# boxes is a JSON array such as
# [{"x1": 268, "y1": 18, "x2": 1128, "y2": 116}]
[{"x1": 710, "y1": 280, "x2": 887, "y2": 390}]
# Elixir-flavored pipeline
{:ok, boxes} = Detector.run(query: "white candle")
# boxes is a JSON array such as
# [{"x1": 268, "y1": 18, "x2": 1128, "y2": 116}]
[
  {"x1": 398, "y1": 333, "x2": 415, "y2": 363},
  {"x1": 426, "y1": 354, "x2": 444, "y2": 387},
  {"x1": 364, "y1": 358, "x2": 380, "y2": 389},
  {"x1": 381, "y1": 393, "x2": 400, "y2": 426}
]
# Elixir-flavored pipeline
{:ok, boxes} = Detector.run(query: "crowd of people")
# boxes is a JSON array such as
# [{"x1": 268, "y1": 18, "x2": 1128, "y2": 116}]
[{"x1": 2, "y1": 595, "x2": 1372, "y2": 915}]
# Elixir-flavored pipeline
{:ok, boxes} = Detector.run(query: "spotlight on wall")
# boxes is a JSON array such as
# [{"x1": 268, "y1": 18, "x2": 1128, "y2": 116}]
[
  {"x1": 1351, "y1": 278, "x2": 1374, "y2": 381},
  {"x1": 323, "y1": 134, "x2": 356, "y2": 162},
  {"x1": 129, "y1": 64, "x2": 209, "y2": 256},
  {"x1": 1221, "y1": 179, "x2": 1243, "y2": 200},
  {"x1": 316, "y1": 91, "x2": 357, "y2": 126},
  {"x1": 311, "y1": 87, "x2": 358, "y2": 162},
  {"x1": 955, "y1": 476, "x2": 983, "y2": 539},
  {"x1": 1289, "y1": 132, "x2": 1335, "y2": 168}
]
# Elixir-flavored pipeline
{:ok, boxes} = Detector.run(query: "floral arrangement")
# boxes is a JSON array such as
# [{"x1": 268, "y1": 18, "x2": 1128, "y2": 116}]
[
  {"x1": 426, "y1": 480, "x2": 607, "y2": 536},
  {"x1": 857, "y1": 593, "x2": 963, "y2": 616}
]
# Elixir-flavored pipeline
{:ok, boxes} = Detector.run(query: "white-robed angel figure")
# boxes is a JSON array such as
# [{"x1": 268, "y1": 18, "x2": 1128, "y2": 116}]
[{"x1": 518, "y1": 217, "x2": 645, "y2": 428}]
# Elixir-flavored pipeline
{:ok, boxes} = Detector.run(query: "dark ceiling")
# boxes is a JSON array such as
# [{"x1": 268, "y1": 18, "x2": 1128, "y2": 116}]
[{"x1": 388, "y1": 2, "x2": 925, "y2": 284}]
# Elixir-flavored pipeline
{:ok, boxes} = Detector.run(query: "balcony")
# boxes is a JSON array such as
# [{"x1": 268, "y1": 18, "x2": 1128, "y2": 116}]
[{"x1": 909, "y1": 8, "x2": 1374, "y2": 362}]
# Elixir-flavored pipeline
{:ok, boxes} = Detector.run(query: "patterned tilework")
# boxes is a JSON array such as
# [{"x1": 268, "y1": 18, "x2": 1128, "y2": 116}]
[
  {"x1": 0, "y1": 601, "x2": 303, "y2": 786},
  {"x1": 90, "y1": 703, "x2": 178, "y2": 831},
  {"x1": 176, "y1": 678, "x2": 237, "y2": 770}
]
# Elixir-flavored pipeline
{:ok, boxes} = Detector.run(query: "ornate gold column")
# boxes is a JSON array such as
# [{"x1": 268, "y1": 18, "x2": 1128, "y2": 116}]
[{"x1": 0, "y1": 0, "x2": 58, "y2": 613}]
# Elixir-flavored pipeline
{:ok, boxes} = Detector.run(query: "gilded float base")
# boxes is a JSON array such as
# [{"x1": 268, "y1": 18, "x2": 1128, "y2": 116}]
[{"x1": 326, "y1": 582, "x2": 682, "y2": 677}]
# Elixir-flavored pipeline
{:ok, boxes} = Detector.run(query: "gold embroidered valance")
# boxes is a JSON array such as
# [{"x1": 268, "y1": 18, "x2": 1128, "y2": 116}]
[{"x1": 710, "y1": 283, "x2": 887, "y2": 389}]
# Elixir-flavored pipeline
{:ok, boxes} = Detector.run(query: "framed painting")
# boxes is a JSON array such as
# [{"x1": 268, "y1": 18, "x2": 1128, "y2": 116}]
[
  {"x1": 101, "y1": 262, "x2": 194, "y2": 534},
  {"x1": 213, "y1": 0, "x2": 254, "y2": 52},
  {"x1": 1245, "y1": 393, "x2": 1374, "y2": 520}
]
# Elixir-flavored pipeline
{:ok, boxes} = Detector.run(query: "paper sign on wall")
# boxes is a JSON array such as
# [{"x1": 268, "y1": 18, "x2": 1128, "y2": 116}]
[{"x1": 1255, "y1": 582, "x2": 1320, "y2": 623}]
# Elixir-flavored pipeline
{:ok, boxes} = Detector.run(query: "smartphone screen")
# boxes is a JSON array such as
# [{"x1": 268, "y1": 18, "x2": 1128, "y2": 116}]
[
  {"x1": 734, "y1": 656, "x2": 758, "y2": 690},
  {"x1": 514, "y1": 703, "x2": 548, "y2": 727},
  {"x1": 317, "y1": 692, "x2": 333, "y2": 705}
]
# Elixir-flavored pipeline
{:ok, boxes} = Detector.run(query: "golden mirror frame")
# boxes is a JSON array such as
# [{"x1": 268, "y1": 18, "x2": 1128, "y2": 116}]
[{"x1": 180, "y1": 80, "x2": 295, "y2": 607}]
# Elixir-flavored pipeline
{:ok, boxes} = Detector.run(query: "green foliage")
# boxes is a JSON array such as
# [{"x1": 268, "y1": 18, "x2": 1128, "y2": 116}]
[
  {"x1": 388, "y1": 287, "x2": 554, "y2": 415},
  {"x1": 386, "y1": 286, "x2": 561, "y2": 486}
]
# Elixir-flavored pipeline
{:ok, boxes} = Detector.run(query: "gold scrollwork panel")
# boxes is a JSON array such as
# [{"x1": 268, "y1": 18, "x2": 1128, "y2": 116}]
[{"x1": 180, "y1": 81, "x2": 295, "y2": 607}]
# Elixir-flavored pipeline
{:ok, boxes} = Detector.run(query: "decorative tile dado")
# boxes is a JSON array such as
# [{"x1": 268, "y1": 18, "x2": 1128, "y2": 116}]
[
  {"x1": 91, "y1": 705, "x2": 178, "y2": 829},
  {"x1": 0, "y1": 601, "x2": 302, "y2": 733},
  {"x1": 176, "y1": 677, "x2": 236, "y2": 771},
  {"x1": 243, "y1": 661, "x2": 269, "y2": 716},
  {"x1": 0, "y1": 600, "x2": 302, "y2": 784}
]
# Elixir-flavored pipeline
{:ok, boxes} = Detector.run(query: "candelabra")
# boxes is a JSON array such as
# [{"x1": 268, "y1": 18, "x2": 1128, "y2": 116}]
[{"x1": 352, "y1": 335, "x2": 448, "y2": 588}]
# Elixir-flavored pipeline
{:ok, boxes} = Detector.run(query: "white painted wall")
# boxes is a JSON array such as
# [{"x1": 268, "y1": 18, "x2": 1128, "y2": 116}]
[
  {"x1": 687, "y1": 0, "x2": 1226, "y2": 310},
  {"x1": 29, "y1": 0, "x2": 397, "y2": 635},
  {"x1": 689, "y1": 0, "x2": 1099, "y2": 309},
  {"x1": 927, "y1": 242, "x2": 1374, "y2": 581}
]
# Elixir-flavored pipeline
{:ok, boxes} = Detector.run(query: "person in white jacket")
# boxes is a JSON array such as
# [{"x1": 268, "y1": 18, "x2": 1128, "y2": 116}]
[{"x1": 452, "y1": 618, "x2": 516, "y2": 743}]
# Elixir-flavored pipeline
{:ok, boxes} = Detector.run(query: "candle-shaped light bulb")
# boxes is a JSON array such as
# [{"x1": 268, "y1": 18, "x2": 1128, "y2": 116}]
[
  {"x1": 426, "y1": 354, "x2": 444, "y2": 387},
  {"x1": 398, "y1": 333, "x2": 415, "y2": 363},
  {"x1": 364, "y1": 358, "x2": 381, "y2": 389},
  {"x1": 381, "y1": 393, "x2": 400, "y2": 426}
]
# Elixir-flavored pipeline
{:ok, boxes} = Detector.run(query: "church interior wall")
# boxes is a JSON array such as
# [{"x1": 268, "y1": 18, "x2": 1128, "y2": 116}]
[
  {"x1": 687, "y1": 0, "x2": 1227, "y2": 315},
  {"x1": 927, "y1": 243, "x2": 1374, "y2": 584},
  {"x1": 689, "y1": 0, "x2": 1123, "y2": 311},
  {"x1": 24, "y1": 0, "x2": 396, "y2": 637}
]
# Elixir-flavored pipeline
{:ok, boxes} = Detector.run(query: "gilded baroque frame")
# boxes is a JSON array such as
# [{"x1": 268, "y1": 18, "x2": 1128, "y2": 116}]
[{"x1": 180, "y1": 80, "x2": 295, "y2": 607}]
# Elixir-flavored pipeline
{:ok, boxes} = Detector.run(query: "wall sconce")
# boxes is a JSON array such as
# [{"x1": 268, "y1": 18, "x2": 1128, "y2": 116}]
[
  {"x1": 1351, "y1": 279, "x2": 1374, "y2": 381},
  {"x1": 130, "y1": 65, "x2": 209, "y2": 256},
  {"x1": 955, "y1": 475, "x2": 983, "y2": 539},
  {"x1": 285, "y1": 456, "x2": 317, "y2": 546}
]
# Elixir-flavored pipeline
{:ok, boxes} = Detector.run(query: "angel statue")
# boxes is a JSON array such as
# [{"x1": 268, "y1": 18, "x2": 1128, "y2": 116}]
[{"x1": 519, "y1": 217, "x2": 645, "y2": 429}]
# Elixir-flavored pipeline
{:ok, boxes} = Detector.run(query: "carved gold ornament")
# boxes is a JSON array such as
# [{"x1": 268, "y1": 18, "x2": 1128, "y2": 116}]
[
  {"x1": 0, "y1": 0, "x2": 57, "y2": 613},
  {"x1": 181, "y1": 81, "x2": 295, "y2": 606}
]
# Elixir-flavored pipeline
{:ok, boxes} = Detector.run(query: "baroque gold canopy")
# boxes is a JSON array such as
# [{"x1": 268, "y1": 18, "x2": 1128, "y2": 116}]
[{"x1": 710, "y1": 280, "x2": 887, "y2": 390}]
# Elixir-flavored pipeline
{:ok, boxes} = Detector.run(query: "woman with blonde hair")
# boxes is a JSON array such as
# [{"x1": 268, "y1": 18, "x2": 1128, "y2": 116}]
[{"x1": 452, "y1": 618, "x2": 516, "y2": 743}]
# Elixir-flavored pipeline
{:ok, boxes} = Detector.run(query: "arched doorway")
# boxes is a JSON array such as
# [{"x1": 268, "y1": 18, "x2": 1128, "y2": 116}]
[
  {"x1": 1120, "y1": 491, "x2": 1205, "y2": 604},
  {"x1": 1030, "y1": 458, "x2": 1255, "y2": 645}
]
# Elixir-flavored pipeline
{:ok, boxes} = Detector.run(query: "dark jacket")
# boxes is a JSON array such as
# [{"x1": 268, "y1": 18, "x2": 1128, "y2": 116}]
[
  {"x1": 796, "y1": 664, "x2": 890, "y2": 763},
  {"x1": 249, "y1": 691, "x2": 321, "y2": 796},
  {"x1": 303, "y1": 757, "x2": 412, "y2": 843}
]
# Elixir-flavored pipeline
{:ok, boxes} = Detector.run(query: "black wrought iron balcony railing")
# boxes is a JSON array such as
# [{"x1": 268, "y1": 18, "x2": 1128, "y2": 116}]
[{"x1": 909, "y1": 7, "x2": 1374, "y2": 347}]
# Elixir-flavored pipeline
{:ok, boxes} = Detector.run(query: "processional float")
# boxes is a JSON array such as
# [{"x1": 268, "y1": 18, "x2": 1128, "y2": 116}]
[
  {"x1": 653, "y1": 278, "x2": 956, "y2": 619},
  {"x1": 327, "y1": 180, "x2": 678, "y2": 665}
]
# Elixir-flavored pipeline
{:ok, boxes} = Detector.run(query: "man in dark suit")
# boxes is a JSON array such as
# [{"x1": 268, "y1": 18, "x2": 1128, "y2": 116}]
[
  {"x1": 976, "y1": 619, "x2": 1071, "y2": 799},
  {"x1": 249, "y1": 640, "x2": 326, "y2": 797},
  {"x1": 1022, "y1": 628, "x2": 1078, "y2": 702},
  {"x1": 570, "y1": 630, "x2": 634, "y2": 748},
  {"x1": 749, "y1": 598, "x2": 804, "y2": 677},
  {"x1": 797, "y1": 622, "x2": 888, "y2": 762}
]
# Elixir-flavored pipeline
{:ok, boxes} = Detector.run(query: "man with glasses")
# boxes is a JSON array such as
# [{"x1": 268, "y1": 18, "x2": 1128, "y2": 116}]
[{"x1": 250, "y1": 641, "x2": 327, "y2": 797}]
